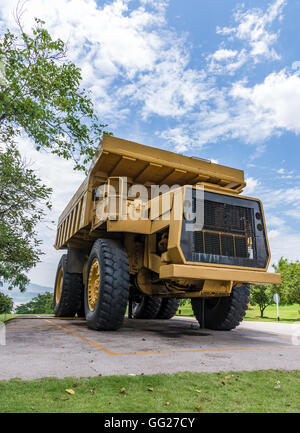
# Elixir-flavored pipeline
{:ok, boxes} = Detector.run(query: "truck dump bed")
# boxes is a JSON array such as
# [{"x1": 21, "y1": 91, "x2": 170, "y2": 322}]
[{"x1": 54, "y1": 136, "x2": 245, "y2": 250}]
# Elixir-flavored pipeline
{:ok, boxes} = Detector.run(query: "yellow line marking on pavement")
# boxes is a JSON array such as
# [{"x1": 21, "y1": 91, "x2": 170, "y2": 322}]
[
  {"x1": 43, "y1": 319, "x2": 116, "y2": 356},
  {"x1": 43, "y1": 318, "x2": 300, "y2": 357}
]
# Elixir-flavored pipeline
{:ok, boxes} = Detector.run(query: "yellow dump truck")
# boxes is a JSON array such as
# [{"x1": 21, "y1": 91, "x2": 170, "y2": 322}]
[{"x1": 53, "y1": 135, "x2": 281, "y2": 331}]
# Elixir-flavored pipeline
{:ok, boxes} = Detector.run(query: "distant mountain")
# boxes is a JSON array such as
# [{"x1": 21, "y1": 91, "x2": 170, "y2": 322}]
[{"x1": 1, "y1": 282, "x2": 54, "y2": 310}]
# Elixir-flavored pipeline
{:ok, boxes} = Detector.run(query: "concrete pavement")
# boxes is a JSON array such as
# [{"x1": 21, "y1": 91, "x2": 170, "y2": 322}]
[{"x1": 0, "y1": 316, "x2": 299, "y2": 380}]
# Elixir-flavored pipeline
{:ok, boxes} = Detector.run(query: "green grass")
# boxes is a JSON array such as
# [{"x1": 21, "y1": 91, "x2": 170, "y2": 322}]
[
  {"x1": 244, "y1": 303, "x2": 300, "y2": 323},
  {"x1": 177, "y1": 302, "x2": 300, "y2": 323},
  {"x1": 0, "y1": 313, "x2": 54, "y2": 322},
  {"x1": 2, "y1": 304, "x2": 300, "y2": 323},
  {"x1": 0, "y1": 313, "x2": 18, "y2": 322},
  {"x1": 0, "y1": 370, "x2": 299, "y2": 413}
]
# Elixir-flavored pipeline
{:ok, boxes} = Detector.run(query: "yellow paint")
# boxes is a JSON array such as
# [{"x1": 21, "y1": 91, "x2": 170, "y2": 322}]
[
  {"x1": 87, "y1": 259, "x2": 100, "y2": 311},
  {"x1": 43, "y1": 319, "x2": 299, "y2": 357}
]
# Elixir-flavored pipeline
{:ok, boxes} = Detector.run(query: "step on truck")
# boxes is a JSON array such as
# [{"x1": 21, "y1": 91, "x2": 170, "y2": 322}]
[{"x1": 53, "y1": 136, "x2": 281, "y2": 330}]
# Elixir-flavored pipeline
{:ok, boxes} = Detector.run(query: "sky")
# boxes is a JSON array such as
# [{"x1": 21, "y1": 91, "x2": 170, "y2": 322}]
[{"x1": 0, "y1": 0, "x2": 300, "y2": 287}]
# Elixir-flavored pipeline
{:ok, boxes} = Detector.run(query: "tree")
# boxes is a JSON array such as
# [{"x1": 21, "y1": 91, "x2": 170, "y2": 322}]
[
  {"x1": 273, "y1": 258, "x2": 300, "y2": 305},
  {"x1": 15, "y1": 292, "x2": 53, "y2": 314},
  {"x1": 0, "y1": 292, "x2": 13, "y2": 314},
  {"x1": 0, "y1": 16, "x2": 110, "y2": 171},
  {"x1": 0, "y1": 16, "x2": 111, "y2": 291},
  {"x1": 249, "y1": 285, "x2": 274, "y2": 318},
  {"x1": 0, "y1": 144, "x2": 51, "y2": 291}
]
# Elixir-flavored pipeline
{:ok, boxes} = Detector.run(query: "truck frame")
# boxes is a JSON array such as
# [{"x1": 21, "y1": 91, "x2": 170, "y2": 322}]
[{"x1": 53, "y1": 136, "x2": 281, "y2": 330}]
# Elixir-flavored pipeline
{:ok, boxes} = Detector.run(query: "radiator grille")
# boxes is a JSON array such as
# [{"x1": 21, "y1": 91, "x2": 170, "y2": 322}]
[{"x1": 193, "y1": 200, "x2": 255, "y2": 259}]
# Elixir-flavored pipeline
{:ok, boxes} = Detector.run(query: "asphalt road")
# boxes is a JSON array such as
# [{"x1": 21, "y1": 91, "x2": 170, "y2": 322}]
[{"x1": 0, "y1": 316, "x2": 299, "y2": 380}]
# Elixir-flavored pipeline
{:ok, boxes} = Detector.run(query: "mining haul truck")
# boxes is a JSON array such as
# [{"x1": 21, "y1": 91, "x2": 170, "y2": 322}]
[{"x1": 53, "y1": 135, "x2": 281, "y2": 331}]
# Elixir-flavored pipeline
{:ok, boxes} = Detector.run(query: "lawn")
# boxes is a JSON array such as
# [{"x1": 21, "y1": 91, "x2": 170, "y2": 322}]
[
  {"x1": 177, "y1": 302, "x2": 300, "y2": 323},
  {"x1": 0, "y1": 313, "x2": 17, "y2": 322},
  {"x1": 2, "y1": 303, "x2": 300, "y2": 323},
  {"x1": 0, "y1": 313, "x2": 55, "y2": 322},
  {"x1": 0, "y1": 370, "x2": 299, "y2": 413}
]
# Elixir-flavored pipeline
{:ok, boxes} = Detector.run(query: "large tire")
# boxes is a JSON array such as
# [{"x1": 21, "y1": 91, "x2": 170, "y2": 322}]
[
  {"x1": 191, "y1": 284, "x2": 250, "y2": 330},
  {"x1": 84, "y1": 239, "x2": 129, "y2": 331},
  {"x1": 133, "y1": 296, "x2": 161, "y2": 319},
  {"x1": 53, "y1": 254, "x2": 84, "y2": 317},
  {"x1": 157, "y1": 299, "x2": 180, "y2": 320}
]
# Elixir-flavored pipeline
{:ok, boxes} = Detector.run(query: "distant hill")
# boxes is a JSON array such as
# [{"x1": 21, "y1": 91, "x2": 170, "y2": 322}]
[{"x1": 1, "y1": 283, "x2": 53, "y2": 310}]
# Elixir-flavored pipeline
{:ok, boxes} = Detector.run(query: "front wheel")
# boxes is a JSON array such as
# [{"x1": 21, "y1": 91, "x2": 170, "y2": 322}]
[
  {"x1": 191, "y1": 284, "x2": 250, "y2": 330},
  {"x1": 84, "y1": 239, "x2": 129, "y2": 331}
]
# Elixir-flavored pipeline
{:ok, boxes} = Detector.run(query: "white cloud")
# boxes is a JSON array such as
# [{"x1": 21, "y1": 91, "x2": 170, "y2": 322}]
[
  {"x1": 243, "y1": 177, "x2": 260, "y2": 195},
  {"x1": 1, "y1": 0, "x2": 299, "y2": 284},
  {"x1": 269, "y1": 230, "x2": 300, "y2": 266},
  {"x1": 16, "y1": 136, "x2": 85, "y2": 287},
  {"x1": 158, "y1": 127, "x2": 198, "y2": 153},
  {"x1": 268, "y1": 229, "x2": 280, "y2": 239},
  {"x1": 211, "y1": 49, "x2": 238, "y2": 61},
  {"x1": 0, "y1": 0, "x2": 176, "y2": 120},
  {"x1": 231, "y1": 71, "x2": 300, "y2": 136},
  {"x1": 267, "y1": 215, "x2": 285, "y2": 227},
  {"x1": 159, "y1": 66, "x2": 300, "y2": 152},
  {"x1": 284, "y1": 209, "x2": 300, "y2": 219},
  {"x1": 1, "y1": 0, "x2": 296, "y2": 145},
  {"x1": 216, "y1": 0, "x2": 286, "y2": 65}
]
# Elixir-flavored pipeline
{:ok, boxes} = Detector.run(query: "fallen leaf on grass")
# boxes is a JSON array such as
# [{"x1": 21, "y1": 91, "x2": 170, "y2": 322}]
[
  {"x1": 65, "y1": 389, "x2": 75, "y2": 395},
  {"x1": 61, "y1": 398, "x2": 69, "y2": 401},
  {"x1": 196, "y1": 390, "x2": 202, "y2": 393},
  {"x1": 128, "y1": 374, "x2": 136, "y2": 376},
  {"x1": 72, "y1": 382, "x2": 79, "y2": 387},
  {"x1": 148, "y1": 387, "x2": 154, "y2": 392},
  {"x1": 221, "y1": 381, "x2": 226, "y2": 386},
  {"x1": 225, "y1": 375, "x2": 231, "y2": 380},
  {"x1": 285, "y1": 403, "x2": 291, "y2": 407},
  {"x1": 276, "y1": 381, "x2": 280, "y2": 385},
  {"x1": 165, "y1": 402, "x2": 170, "y2": 406},
  {"x1": 120, "y1": 387, "x2": 126, "y2": 393},
  {"x1": 194, "y1": 405, "x2": 201, "y2": 411}
]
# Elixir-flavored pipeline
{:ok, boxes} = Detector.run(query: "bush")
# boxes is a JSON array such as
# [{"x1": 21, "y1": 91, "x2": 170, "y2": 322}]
[
  {"x1": 0, "y1": 292, "x2": 13, "y2": 314},
  {"x1": 15, "y1": 292, "x2": 53, "y2": 314}
]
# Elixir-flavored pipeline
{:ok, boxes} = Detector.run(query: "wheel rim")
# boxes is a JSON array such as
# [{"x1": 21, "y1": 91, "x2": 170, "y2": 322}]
[
  {"x1": 55, "y1": 267, "x2": 63, "y2": 304},
  {"x1": 88, "y1": 258, "x2": 100, "y2": 311}
]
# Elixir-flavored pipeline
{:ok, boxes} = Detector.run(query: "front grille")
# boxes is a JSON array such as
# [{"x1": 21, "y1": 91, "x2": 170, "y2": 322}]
[
  {"x1": 180, "y1": 189, "x2": 269, "y2": 268},
  {"x1": 193, "y1": 201, "x2": 255, "y2": 259}
]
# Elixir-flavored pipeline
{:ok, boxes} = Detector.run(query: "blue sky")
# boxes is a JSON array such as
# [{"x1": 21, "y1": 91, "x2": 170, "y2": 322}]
[{"x1": 0, "y1": 0, "x2": 299, "y2": 287}]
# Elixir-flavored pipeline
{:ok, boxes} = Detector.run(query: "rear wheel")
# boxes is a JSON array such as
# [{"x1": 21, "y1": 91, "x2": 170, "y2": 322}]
[
  {"x1": 157, "y1": 299, "x2": 180, "y2": 320},
  {"x1": 53, "y1": 255, "x2": 84, "y2": 317},
  {"x1": 133, "y1": 296, "x2": 162, "y2": 319},
  {"x1": 84, "y1": 239, "x2": 129, "y2": 331},
  {"x1": 191, "y1": 284, "x2": 250, "y2": 330}
]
